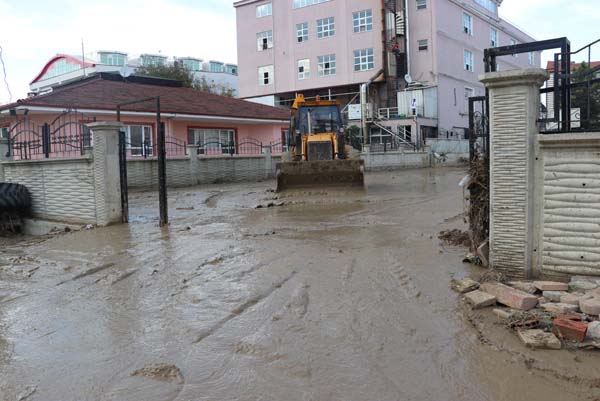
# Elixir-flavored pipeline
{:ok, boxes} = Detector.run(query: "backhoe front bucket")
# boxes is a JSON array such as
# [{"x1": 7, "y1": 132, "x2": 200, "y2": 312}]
[{"x1": 276, "y1": 159, "x2": 365, "y2": 192}]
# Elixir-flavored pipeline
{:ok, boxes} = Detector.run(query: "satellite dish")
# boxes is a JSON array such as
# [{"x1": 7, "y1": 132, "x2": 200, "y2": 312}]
[
  {"x1": 119, "y1": 66, "x2": 134, "y2": 78},
  {"x1": 404, "y1": 74, "x2": 413, "y2": 84}
]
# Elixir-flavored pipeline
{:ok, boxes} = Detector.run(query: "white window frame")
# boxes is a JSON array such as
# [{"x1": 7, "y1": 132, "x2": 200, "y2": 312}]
[
  {"x1": 510, "y1": 38, "x2": 518, "y2": 57},
  {"x1": 317, "y1": 17, "x2": 335, "y2": 39},
  {"x1": 293, "y1": 0, "x2": 330, "y2": 9},
  {"x1": 463, "y1": 13, "x2": 473, "y2": 36},
  {"x1": 417, "y1": 39, "x2": 428, "y2": 51},
  {"x1": 318, "y1": 54, "x2": 336, "y2": 76},
  {"x1": 256, "y1": 3, "x2": 272, "y2": 18},
  {"x1": 353, "y1": 9, "x2": 373, "y2": 33},
  {"x1": 258, "y1": 65, "x2": 274, "y2": 86},
  {"x1": 354, "y1": 48, "x2": 375, "y2": 72},
  {"x1": 416, "y1": 0, "x2": 427, "y2": 10},
  {"x1": 188, "y1": 128, "x2": 236, "y2": 154},
  {"x1": 464, "y1": 49, "x2": 474, "y2": 72},
  {"x1": 490, "y1": 28, "x2": 498, "y2": 47},
  {"x1": 529, "y1": 51, "x2": 535, "y2": 65},
  {"x1": 126, "y1": 125, "x2": 153, "y2": 157},
  {"x1": 296, "y1": 22, "x2": 309, "y2": 43},
  {"x1": 298, "y1": 59, "x2": 310, "y2": 80},
  {"x1": 257, "y1": 31, "x2": 273, "y2": 51}
]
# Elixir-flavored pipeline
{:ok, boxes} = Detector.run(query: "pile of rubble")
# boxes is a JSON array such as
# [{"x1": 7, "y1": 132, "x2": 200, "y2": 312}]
[{"x1": 452, "y1": 275, "x2": 600, "y2": 350}]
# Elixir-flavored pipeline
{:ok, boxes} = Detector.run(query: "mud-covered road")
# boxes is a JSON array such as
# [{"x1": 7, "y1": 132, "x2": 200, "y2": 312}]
[{"x1": 1, "y1": 168, "x2": 599, "y2": 401}]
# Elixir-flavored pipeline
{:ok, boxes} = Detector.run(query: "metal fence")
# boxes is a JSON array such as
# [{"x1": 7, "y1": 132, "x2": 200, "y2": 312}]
[
  {"x1": 7, "y1": 109, "x2": 96, "y2": 160},
  {"x1": 539, "y1": 39, "x2": 600, "y2": 133},
  {"x1": 123, "y1": 136, "x2": 188, "y2": 159},
  {"x1": 195, "y1": 138, "x2": 286, "y2": 156}
]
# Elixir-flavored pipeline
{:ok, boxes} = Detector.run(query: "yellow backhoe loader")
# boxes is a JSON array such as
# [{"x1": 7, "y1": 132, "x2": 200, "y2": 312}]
[{"x1": 276, "y1": 94, "x2": 365, "y2": 192}]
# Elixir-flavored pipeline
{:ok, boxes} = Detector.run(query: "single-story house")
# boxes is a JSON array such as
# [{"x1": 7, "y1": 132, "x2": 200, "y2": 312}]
[{"x1": 0, "y1": 72, "x2": 289, "y2": 158}]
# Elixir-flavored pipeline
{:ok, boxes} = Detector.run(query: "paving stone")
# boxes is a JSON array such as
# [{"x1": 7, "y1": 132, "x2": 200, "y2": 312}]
[
  {"x1": 518, "y1": 329, "x2": 562, "y2": 350},
  {"x1": 451, "y1": 278, "x2": 480, "y2": 294},
  {"x1": 464, "y1": 290, "x2": 496, "y2": 309},
  {"x1": 580, "y1": 298, "x2": 600, "y2": 316},
  {"x1": 543, "y1": 291, "x2": 568, "y2": 303},
  {"x1": 560, "y1": 293, "x2": 592, "y2": 307},
  {"x1": 493, "y1": 308, "x2": 515, "y2": 320},
  {"x1": 541, "y1": 303, "x2": 579, "y2": 314},
  {"x1": 569, "y1": 280, "x2": 598, "y2": 292},
  {"x1": 480, "y1": 282, "x2": 538, "y2": 311},
  {"x1": 586, "y1": 321, "x2": 600, "y2": 341},
  {"x1": 553, "y1": 315, "x2": 588, "y2": 342},
  {"x1": 533, "y1": 281, "x2": 569, "y2": 292},
  {"x1": 508, "y1": 281, "x2": 538, "y2": 294}
]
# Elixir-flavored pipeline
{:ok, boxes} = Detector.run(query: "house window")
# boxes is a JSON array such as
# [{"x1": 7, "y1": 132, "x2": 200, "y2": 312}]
[
  {"x1": 182, "y1": 59, "x2": 202, "y2": 71},
  {"x1": 354, "y1": 48, "x2": 375, "y2": 72},
  {"x1": 293, "y1": 0, "x2": 330, "y2": 9},
  {"x1": 298, "y1": 59, "x2": 310, "y2": 80},
  {"x1": 258, "y1": 65, "x2": 274, "y2": 85},
  {"x1": 490, "y1": 28, "x2": 498, "y2": 47},
  {"x1": 210, "y1": 62, "x2": 224, "y2": 72},
  {"x1": 297, "y1": 22, "x2": 309, "y2": 42},
  {"x1": 317, "y1": 17, "x2": 335, "y2": 38},
  {"x1": 140, "y1": 55, "x2": 166, "y2": 67},
  {"x1": 464, "y1": 49, "x2": 474, "y2": 71},
  {"x1": 463, "y1": 13, "x2": 473, "y2": 36},
  {"x1": 529, "y1": 51, "x2": 535, "y2": 65},
  {"x1": 257, "y1": 31, "x2": 273, "y2": 51},
  {"x1": 256, "y1": 3, "x2": 272, "y2": 18},
  {"x1": 318, "y1": 54, "x2": 336, "y2": 76},
  {"x1": 0, "y1": 127, "x2": 8, "y2": 139},
  {"x1": 416, "y1": 0, "x2": 427, "y2": 9},
  {"x1": 99, "y1": 52, "x2": 126, "y2": 66},
  {"x1": 188, "y1": 128, "x2": 236, "y2": 154},
  {"x1": 226, "y1": 65, "x2": 238, "y2": 75},
  {"x1": 126, "y1": 125, "x2": 153, "y2": 157},
  {"x1": 418, "y1": 39, "x2": 428, "y2": 51},
  {"x1": 475, "y1": 0, "x2": 498, "y2": 13},
  {"x1": 353, "y1": 9, "x2": 373, "y2": 33}
]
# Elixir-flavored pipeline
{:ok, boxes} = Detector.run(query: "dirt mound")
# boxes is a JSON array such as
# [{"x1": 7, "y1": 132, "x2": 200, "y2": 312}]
[{"x1": 438, "y1": 229, "x2": 472, "y2": 248}]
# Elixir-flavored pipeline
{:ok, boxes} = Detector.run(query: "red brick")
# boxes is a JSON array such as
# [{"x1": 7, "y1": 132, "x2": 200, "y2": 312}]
[
  {"x1": 480, "y1": 282, "x2": 539, "y2": 311},
  {"x1": 553, "y1": 315, "x2": 588, "y2": 342}
]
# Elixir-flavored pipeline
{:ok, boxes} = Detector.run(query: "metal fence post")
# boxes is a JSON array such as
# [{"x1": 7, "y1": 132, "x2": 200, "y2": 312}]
[{"x1": 42, "y1": 123, "x2": 50, "y2": 158}]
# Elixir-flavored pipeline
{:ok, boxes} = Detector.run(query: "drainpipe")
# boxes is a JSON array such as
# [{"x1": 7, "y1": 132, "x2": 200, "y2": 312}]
[
  {"x1": 404, "y1": 0, "x2": 411, "y2": 78},
  {"x1": 361, "y1": 69, "x2": 385, "y2": 145}
]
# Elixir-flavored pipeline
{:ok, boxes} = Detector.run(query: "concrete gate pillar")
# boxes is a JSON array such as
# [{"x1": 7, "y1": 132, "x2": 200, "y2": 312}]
[
  {"x1": 87, "y1": 121, "x2": 124, "y2": 226},
  {"x1": 263, "y1": 145, "x2": 273, "y2": 179},
  {"x1": 480, "y1": 69, "x2": 548, "y2": 277}
]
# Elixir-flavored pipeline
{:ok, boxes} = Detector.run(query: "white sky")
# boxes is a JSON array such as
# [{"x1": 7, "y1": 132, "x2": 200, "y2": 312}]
[{"x1": 0, "y1": 0, "x2": 598, "y2": 104}]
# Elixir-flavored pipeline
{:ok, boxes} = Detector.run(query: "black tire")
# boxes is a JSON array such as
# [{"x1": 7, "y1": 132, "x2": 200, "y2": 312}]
[{"x1": 0, "y1": 183, "x2": 32, "y2": 216}]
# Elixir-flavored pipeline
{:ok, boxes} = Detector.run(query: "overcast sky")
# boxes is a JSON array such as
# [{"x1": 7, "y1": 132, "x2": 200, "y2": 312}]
[{"x1": 0, "y1": 0, "x2": 598, "y2": 104}]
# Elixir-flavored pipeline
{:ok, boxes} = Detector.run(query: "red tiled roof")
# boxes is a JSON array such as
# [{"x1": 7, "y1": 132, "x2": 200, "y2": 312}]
[
  {"x1": 546, "y1": 60, "x2": 600, "y2": 71},
  {"x1": 4, "y1": 74, "x2": 290, "y2": 121}
]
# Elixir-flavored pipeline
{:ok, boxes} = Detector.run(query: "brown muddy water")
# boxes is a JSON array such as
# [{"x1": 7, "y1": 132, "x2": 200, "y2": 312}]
[{"x1": 0, "y1": 168, "x2": 598, "y2": 401}]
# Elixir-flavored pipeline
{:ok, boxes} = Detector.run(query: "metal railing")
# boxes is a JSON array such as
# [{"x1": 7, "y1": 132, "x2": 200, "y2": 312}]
[
  {"x1": 371, "y1": 122, "x2": 416, "y2": 151},
  {"x1": 536, "y1": 38, "x2": 600, "y2": 133},
  {"x1": 123, "y1": 136, "x2": 188, "y2": 159},
  {"x1": 7, "y1": 109, "x2": 96, "y2": 160}
]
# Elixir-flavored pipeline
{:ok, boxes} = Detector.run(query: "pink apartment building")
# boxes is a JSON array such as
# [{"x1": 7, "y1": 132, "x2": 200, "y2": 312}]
[{"x1": 234, "y1": 0, "x2": 539, "y2": 140}]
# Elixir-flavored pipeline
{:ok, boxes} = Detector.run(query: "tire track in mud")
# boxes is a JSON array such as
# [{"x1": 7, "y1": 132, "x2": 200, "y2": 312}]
[{"x1": 193, "y1": 270, "x2": 298, "y2": 344}]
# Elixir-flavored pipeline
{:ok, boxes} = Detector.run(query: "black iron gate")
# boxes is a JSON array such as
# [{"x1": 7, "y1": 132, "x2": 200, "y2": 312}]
[
  {"x1": 118, "y1": 130, "x2": 129, "y2": 223},
  {"x1": 467, "y1": 96, "x2": 489, "y2": 248}
]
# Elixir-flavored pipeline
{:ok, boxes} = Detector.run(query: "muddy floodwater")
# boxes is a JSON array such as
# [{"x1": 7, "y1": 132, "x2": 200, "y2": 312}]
[{"x1": 1, "y1": 168, "x2": 599, "y2": 401}]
